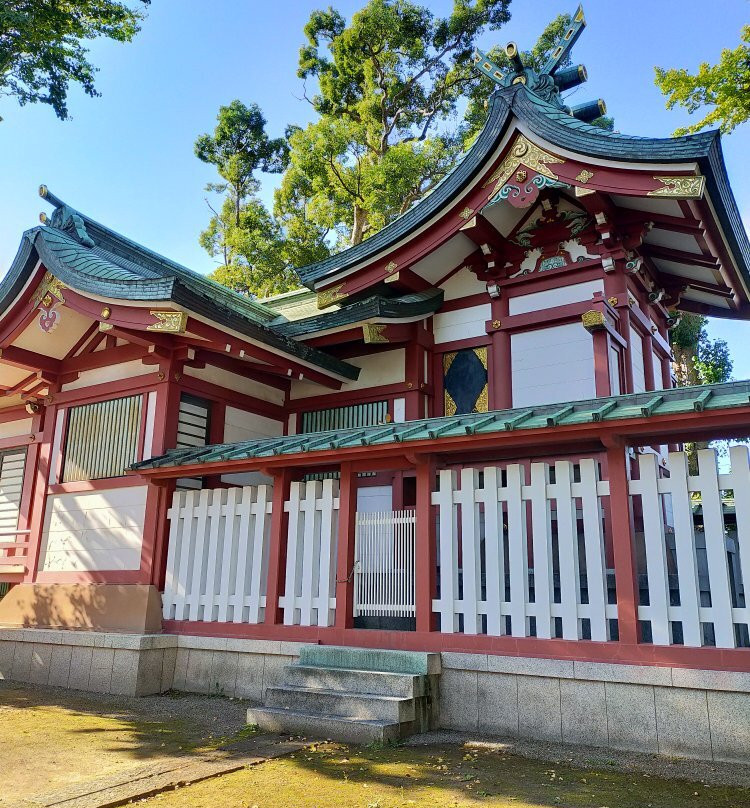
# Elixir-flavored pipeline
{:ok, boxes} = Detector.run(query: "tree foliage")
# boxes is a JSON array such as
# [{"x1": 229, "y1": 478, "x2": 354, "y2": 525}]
[
  {"x1": 276, "y1": 0, "x2": 512, "y2": 249},
  {"x1": 655, "y1": 25, "x2": 750, "y2": 135},
  {"x1": 0, "y1": 0, "x2": 149, "y2": 120},
  {"x1": 195, "y1": 101, "x2": 299, "y2": 298},
  {"x1": 671, "y1": 312, "x2": 733, "y2": 387}
]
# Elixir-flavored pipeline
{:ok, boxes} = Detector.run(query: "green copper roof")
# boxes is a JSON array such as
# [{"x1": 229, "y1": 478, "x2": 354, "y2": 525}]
[{"x1": 132, "y1": 380, "x2": 750, "y2": 472}]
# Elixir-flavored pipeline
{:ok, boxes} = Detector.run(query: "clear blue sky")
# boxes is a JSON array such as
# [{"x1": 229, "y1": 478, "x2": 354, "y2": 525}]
[{"x1": 1, "y1": 1, "x2": 748, "y2": 371}]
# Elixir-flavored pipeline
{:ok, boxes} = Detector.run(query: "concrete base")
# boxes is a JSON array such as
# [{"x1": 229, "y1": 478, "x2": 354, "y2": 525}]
[
  {"x1": 1, "y1": 628, "x2": 749, "y2": 763},
  {"x1": 0, "y1": 584, "x2": 163, "y2": 633}
]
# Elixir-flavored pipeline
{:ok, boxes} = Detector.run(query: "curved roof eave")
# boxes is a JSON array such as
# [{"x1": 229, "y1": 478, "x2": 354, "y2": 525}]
[{"x1": 296, "y1": 84, "x2": 748, "y2": 288}]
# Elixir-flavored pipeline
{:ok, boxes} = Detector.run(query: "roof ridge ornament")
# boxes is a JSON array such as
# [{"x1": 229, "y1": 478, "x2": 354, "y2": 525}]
[
  {"x1": 38, "y1": 184, "x2": 95, "y2": 248},
  {"x1": 473, "y1": 5, "x2": 606, "y2": 123}
]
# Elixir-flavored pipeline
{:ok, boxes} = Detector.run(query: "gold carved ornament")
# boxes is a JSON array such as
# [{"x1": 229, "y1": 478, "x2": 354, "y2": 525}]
[
  {"x1": 316, "y1": 284, "x2": 347, "y2": 310},
  {"x1": 147, "y1": 310, "x2": 187, "y2": 333},
  {"x1": 483, "y1": 134, "x2": 565, "y2": 196},
  {"x1": 581, "y1": 310, "x2": 606, "y2": 331},
  {"x1": 362, "y1": 323, "x2": 389, "y2": 344},
  {"x1": 458, "y1": 206, "x2": 475, "y2": 221},
  {"x1": 575, "y1": 169, "x2": 595, "y2": 184},
  {"x1": 647, "y1": 175, "x2": 705, "y2": 198},
  {"x1": 32, "y1": 272, "x2": 66, "y2": 307},
  {"x1": 384, "y1": 261, "x2": 398, "y2": 274}
]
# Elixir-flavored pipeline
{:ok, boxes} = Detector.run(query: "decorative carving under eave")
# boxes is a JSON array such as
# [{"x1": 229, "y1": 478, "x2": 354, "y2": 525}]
[
  {"x1": 384, "y1": 260, "x2": 398, "y2": 274},
  {"x1": 32, "y1": 272, "x2": 67, "y2": 333},
  {"x1": 362, "y1": 323, "x2": 389, "y2": 344},
  {"x1": 581, "y1": 310, "x2": 606, "y2": 332},
  {"x1": 316, "y1": 284, "x2": 346, "y2": 310},
  {"x1": 458, "y1": 206, "x2": 475, "y2": 220},
  {"x1": 147, "y1": 310, "x2": 188, "y2": 333},
  {"x1": 647, "y1": 175, "x2": 706, "y2": 198},
  {"x1": 483, "y1": 134, "x2": 564, "y2": 196},
  {"x1": 575, "y1": 169, "x2": 595, "y2": 184}
]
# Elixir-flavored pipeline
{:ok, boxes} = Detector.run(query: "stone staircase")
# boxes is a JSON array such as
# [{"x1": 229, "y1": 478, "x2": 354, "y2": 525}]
[{"x1": 246, "y1": 645, "x2": 441, "y2": 744}]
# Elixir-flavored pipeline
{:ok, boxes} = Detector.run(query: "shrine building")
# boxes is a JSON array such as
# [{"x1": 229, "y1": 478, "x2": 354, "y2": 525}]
[{"x1": 1, "y1": 7, "x2": 750, "y2": 759}]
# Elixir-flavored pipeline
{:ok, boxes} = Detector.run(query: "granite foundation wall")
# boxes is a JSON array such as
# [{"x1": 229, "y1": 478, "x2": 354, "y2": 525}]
[{"x1": 439, "y1": 652, "x2": 750, "y2": 764}]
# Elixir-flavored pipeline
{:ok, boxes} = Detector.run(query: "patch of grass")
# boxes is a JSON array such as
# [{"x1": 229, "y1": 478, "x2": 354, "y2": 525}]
[{"x1": 133, "y1": 742, "x2": 750, "y2": 808}]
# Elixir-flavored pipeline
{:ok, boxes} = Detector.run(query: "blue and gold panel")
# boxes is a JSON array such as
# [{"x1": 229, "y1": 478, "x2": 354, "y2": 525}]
[{"x1": 443, "y1": 346, "x2": 488, "y2": 416}]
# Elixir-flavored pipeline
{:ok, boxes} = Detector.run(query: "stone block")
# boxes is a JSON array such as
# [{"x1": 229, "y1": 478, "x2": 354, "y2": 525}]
[
  {"x1": 672, "y1": 668, "x2": 750, "y2": 694},
  {"x1": 137, "y1": 649, "x2": 167, "y2": 695},
  {"x1": 517, "y1": 676, "x2": 562, "y2": 742},
  {"x1": 477, "y1": 672, "x2": 518, "y2": 736},
  {"x1": 224, "y1": 638, "x2": 281, "y2": 654},
  {"x1": 10, "y1": 640, "x2": 32, "y2": 681},
  {"x1": 28, "y1": 644, "x2": 53, "y2": 686},
  {"x1": 68, "y1": 646, "x2": 94, "y2": 691},
  {"x1": 210, "y1": 651, "x2": 239, "y2": 698},
  {"x1": 109, "y1": 649, "x2": 140, "y2": 696},
  {"x1": 88, "y1": 647, "x2": 115, "y2": 693},
  {"x1": 161, "y1": 647, "x2": 177, "y2": 692},
  {"x1": 441, "y1": 652, "x2": 488, "y2": 671},
  {"x1": 487, "y1": 655, "x2": 574, "y2": 679},
  {"x1": 654, "y1": 686, "x2": 712, "y2": 759},
  {"x1": 0, "y1": 640, "x2": 16, "y2": 678},
  {"x1": 172, "y1": 647, "x2": 189, "y2": 691},
  {"x1": 604, "y1": 682, "x2": 658, "y2": 754},
  {"x1": 184, "y1": 649, "x2": 213, "y2": 694},
  {"x1": 574, "y1": 660, "x2": 672, "y2": 687},
  {"x1": 234, "y1": 653, "x2": 265, "y2": 702},
  {"x1": 48, "y1": 644, "x2": 73, "y2": 688},
  {"x1": 561, "y1": 679, "x2": 608, "y2": 747},
  {"x1": 707, "y1": 690, "x2": 750, "y2": 763},
  {"x1": 262, "y1": 654, "x2": 294, "y2": 696},
  {"x1": 439, "y1": 669, "x2": 478, "y2": 731}
]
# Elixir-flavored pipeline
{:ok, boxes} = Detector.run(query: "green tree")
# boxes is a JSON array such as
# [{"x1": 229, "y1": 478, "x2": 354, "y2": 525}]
[
  {"x1": 276, "y1": 0, "x2": 512, "y2": 249},
  {"x1": 670, "y1": 313, "x2": 733, "y2": 387},
  {"x1": 195, "y1": 101, "x2": 299, "y2": 297},
  {"x1": 0, "y1": 0, "x2": 149, "y2": 120},
  {"x1": 655, "y1": 25, "x2": 750, "y2": 135}
]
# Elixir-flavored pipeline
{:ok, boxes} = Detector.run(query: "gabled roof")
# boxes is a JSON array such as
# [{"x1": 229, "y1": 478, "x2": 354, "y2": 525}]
[
  {"x1": 295, "y1": 84, "x2": 750, "y2": 297},
  {"x1": 2, "y1": 194, "x2": 360, "y2": 381},
  {"x1": 133, "y1": 379, "x2": 750, "y2": 472},
  {"x1": 274, "y1": 288, "x2": 444, "y2": 338}
]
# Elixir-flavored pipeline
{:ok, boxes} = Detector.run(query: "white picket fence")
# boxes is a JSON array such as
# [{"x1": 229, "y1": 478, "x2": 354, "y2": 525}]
[
  {"x1": 431, "y1": 460, "x2": 615, "y2": 640},
  {"x1": 354, "y1": 510, "x2": 416, "y2": 617},
  {"x1": 163, "y1": 485, "x2": 272, "y2": 623},
  {"x1": 630, "y1": 446, "x2": 750, "y2": 648},
  {"x1": 279, "y1": 479, "x2": 340, "y2": 627}
]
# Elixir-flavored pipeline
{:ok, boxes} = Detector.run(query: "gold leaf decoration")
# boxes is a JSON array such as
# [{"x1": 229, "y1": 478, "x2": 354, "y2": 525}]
[
  {"x1": 575, "y1": 169, "x2": 594, "y2": 183},
  {"x1": 384, "y1": 260, "x2": 398, "y2": 274},
  {"x1": 316, "y1": 284, "x2": 346, "y2": 310},
  {"x1": 147, "y1": 310, "x2": 187, "y2": 333},
  {"x1": 459, "y1": 206, "x2": 475, "y2": 221},
  {"x1": 581, "y1": 310, "x2": 605, "y2": 330},
  {"x1": 32, "y1": 272, "x2": 66, "y2": 306},
  {"x1": 484, "y1": 134, "x2": 564, "y2": 195},
  {"x1": 647, "y1": 175, "x2": 705, "y2": 198},
  {"x1": 363, "y1": 323, "x2": 389, "y2": 344}
]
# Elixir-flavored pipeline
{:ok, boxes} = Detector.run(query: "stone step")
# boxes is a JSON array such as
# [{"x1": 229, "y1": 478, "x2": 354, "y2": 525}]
[
  {"x1": 264, "y1": 685, "x2": 416, "y2": 723},
  {"x1": 246, "y1": 706, "x2": 402, "y2": 745},
  {"x1": 298, "y1": 645, "x2": 440, "y2": 675},
  {"x1": 284, "y1": 664, "x2": 426, "y2": 697}
]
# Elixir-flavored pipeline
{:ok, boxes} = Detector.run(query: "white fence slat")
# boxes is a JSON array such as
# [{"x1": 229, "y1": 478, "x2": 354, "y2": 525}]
[
  {"x1": 668, "y1": 451, "x2": 703, "y2": 647},
  {"x1": 553, "y1": 461, "x2": 580, "y2": 640},
  {"x1": 217, "y1": 486, "x2": 238, "y2": 623},
  {"x1": 187, "y1": 489, "x2": 211, "y2": 622},
  {"x1": 434, "y1": 470, "x2": 458, "y2": 632},
  {"x1": 163, "y1": 491, "x2": 184, "y2": 619},
  {"x1": 634, "y1": 453, "x2": 672, "y2": 645},
  {"x1": 729, "y1": 445, "x2": 750, "y2": 627},
  {"x1": 174, "y1": 489, "x2": 196, "y2": 621},
  {"x1": 283, "y1": 482, "x2": 303, "y2": 625},
  {"x1": 696, "y1": 449, "x2": 735, "y2": 648},
  {"x1": 529, "y1": 462, "x2": 553, "y2": 640},
  {"x1": 203, "y1": 489, "x2": 225, "y2": 622},
  {"x1": 231, "y1": 486, "x2": 254, "y2": 623},
  {"x1": 481, "y1": 467, "x2": 504, "y2": 636},
  {"x1": 317, "y1": 479, "x2": 336, "y2": 627},
  {"x1": 579, "y1": 459, "x2": 609, "y2": 642},
  {"x1": 299, "y1": 481, "x2": 321, "y2": 626},
  {"x1": 505, "y1": 464, "x2": 528, "y2": 638},
  {"x1": 248, "y1": 485, "x2": 271, "y2": 623},
  {"x1": 459, "y1": 468, "x2": 481, "y2": 634}
]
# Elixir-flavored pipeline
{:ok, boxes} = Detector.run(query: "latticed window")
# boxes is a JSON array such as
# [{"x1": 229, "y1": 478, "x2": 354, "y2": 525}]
[
  {"x1": 301, "y1": 400, "x2": 389, "y2": 433},
  {"x1": 62, "y1": 395, "x2": 142, "y2": 482}
]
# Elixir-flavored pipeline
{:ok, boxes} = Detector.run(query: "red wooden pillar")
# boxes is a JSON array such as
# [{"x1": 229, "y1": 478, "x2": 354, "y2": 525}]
[
  {"x1": 490, "y1": 296, "x2": 511, "y2": 410},
  {"x1": 26, "y1": 403, "x2": 55, "y2": 582},
  {"x1": 415, "y1": 455, "x2": 437, "y2": 633},
  {"x1": 144, "y1": 479, "x2": 176, "y2": 589},
  {"x1": 264, "y1": 467, "x2": 294, "y2": 626},
  {"x1": 606, "y1": 441, "x2": 640, "y2": 646},
  {"x1": 334, "y1": 461, "x2": 358, "y2": 629},
  {"x1": 643, "y1": 332, "x2": 656, "y2": 391},
  {"x1": 592, "y1": 331, "x2": 612, "y2": 397}
]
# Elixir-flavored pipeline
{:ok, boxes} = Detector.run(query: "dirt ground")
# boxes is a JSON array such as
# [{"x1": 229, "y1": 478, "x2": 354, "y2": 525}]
[{"x1": 1, "y1": 681, "x2": 749, "y2": 808}]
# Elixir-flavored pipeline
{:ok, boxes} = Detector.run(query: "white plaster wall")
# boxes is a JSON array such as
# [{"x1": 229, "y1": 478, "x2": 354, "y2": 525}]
[
  {"x1": 61, "y1": 360, "x2": 152, "y2": 392},
  {"x1": 183, "y1": 366, "x2": 285, "y2": 405},
  {"x1": 511, "y1": 323, "x2": 595, "y2": 408},
  {"x1": 630, "y1": 326, "x2": 647, "y2": 393},
  {"x1": 0, "y1": 418, "x2": 32, "y2": 440},
  {"x1": 432, "y1": 304, "x2": 491, "y2": 344},
  {"x1": 440, "y1": 267, "x2": 487, "y2": 301},
  {"x1": 221, "y1": 407, "x2": 283, "y2": 487},
  {"x1": 39, "y1": 486, "x2": 148, "y2": 572},
  {"x1": 652, "y1": 351, "x2": 665, "y2": 390},
  {"x1": 508, "y1": 280, "x2": 604, "y2": 316},
  {"x1": 291, "y1": 349, "x2": 406, "y2": 399}
]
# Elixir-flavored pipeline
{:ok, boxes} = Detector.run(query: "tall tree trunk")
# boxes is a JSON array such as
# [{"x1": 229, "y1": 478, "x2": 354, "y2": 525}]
[{"x1": 351, "y1": 206, "x2": 369, "y2": 246}]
